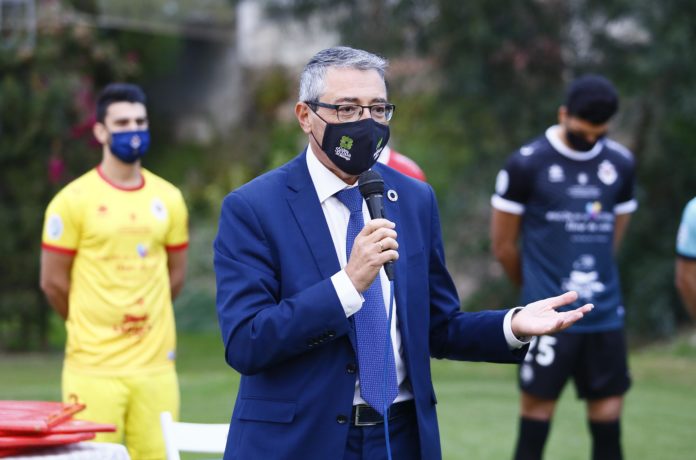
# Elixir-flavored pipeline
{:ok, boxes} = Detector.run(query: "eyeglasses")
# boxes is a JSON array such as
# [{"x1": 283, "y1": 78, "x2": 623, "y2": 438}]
[{"x1": 305, "y1": 101, "x2": 395, "y2": 123}]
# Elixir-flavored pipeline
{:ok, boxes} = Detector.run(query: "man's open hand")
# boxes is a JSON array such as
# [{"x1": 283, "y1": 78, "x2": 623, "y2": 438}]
[{"x1": 511, "y1": 291, "x2": 593, "y2": 338}]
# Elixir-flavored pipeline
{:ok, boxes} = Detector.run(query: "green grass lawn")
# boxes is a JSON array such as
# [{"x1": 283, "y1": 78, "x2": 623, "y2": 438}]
[{"x1": 2, "y1": 332, "x2": 695, "y2": 459}]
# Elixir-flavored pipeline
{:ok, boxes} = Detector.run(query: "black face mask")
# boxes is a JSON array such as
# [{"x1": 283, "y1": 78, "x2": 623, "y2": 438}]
[
  {"x1": 312, "y1": 117, "x2": 390, "y2": 176},
  {"x1": 565, "y1": 129, "x2": 606, "y2": 152}
]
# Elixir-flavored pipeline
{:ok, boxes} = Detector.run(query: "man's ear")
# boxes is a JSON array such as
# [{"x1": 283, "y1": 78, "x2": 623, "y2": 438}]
[
  {"x1": 93, "y1": 122, "x2": 109, "y2": 145},
  {"x1": 295, "y1": 102, "x2": 312, "y2": 134}
]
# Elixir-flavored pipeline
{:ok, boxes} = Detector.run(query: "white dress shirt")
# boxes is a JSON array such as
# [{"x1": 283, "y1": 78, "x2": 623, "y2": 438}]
[{"x1": 305, "y1": 145, "x2": 527, "y2": 406}]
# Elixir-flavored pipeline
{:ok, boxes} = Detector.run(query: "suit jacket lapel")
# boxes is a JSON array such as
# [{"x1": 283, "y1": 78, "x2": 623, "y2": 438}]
[
  {"x1": 286, "y1": 152, "x2": 357, "y2": 351},
  {"x1": 381, "y1": 172, "x2": 410, "y2": 342},
  {"x1": 286, "y1": 152, "x2": 340, "y2": 280}
]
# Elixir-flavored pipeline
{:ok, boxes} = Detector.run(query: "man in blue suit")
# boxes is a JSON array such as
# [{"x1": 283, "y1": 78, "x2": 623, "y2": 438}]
[{"x1": 214, "y1": 46, "x2": 592, "y2": 460}]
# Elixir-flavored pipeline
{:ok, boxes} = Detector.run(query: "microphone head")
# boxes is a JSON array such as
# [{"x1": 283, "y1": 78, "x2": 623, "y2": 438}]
[{"x1": 358, "y1": 170, "x2": 385, "y2": 198}]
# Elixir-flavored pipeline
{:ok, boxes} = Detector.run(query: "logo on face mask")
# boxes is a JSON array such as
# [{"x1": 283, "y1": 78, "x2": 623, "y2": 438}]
[
  {"x1": 130, "y1": 135, "x2": 142, "y2": 149},
  {"x1": 340, "y1": 136, "x2": 354, "y2": 150},
  {"x1": 335, "y1": 135, "x2": 354, "y2": 160},
  {"x1": 109, "y1": 130, "x2": 150, "y2": 164},
  {"x1": 373, "y1": 138, "x2": 384, "y2": 159}
]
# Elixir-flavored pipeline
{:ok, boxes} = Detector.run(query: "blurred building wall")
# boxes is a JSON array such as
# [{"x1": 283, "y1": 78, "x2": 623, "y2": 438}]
[{"x1": 82, "y1": 1, "x2": 337, "y2": 144}]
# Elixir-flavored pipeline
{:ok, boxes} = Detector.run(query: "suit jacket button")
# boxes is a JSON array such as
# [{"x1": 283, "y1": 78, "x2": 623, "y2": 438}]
[
  {"x1": 346, "y1": 363, "x2": 356, "y2": 374},
  {"x1": 336, "y1": 415, "x2": 347, "y2": 424},
  {"x1": 328, "y1": 330, "x2": 336, "y2": 338}
]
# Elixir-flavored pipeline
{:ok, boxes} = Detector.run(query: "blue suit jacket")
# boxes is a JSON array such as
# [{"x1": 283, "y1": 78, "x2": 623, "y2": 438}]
[{"x1": 214, "y1": 151, "x2": 526, "y2": 459}]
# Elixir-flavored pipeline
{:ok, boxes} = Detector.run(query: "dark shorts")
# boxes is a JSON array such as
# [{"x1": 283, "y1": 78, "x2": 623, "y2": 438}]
[{"x1": 518, "y1": 329, "x2": 631, "y2": 400}]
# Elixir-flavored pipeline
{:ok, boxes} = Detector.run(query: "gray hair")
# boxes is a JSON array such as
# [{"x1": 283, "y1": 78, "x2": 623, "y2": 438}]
[{"x1": 298, "y1": 46, "x2": 388, "y2": 102}]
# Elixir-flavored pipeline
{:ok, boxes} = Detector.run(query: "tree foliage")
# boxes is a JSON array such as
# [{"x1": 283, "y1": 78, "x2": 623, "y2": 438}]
[
  {"x1": 3, "y1": 0, "x2": 695, "y2": 349},
  {"x1": 0, "y1": 5, "x2": 139, "y2": 350},
  {"x1": 271, "y1": 0, "x2": 696, "y2": 338}
]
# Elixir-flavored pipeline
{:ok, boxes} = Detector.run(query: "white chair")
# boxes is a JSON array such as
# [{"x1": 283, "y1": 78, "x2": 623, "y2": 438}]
[{"x1": 160, "y1": 411, "x2": 229, "y2": 460}]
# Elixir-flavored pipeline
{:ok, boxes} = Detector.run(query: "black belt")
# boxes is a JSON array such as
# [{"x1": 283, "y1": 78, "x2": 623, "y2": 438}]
[{"x1": 351, "y1": 400, "x2": 415, "y2": 426}]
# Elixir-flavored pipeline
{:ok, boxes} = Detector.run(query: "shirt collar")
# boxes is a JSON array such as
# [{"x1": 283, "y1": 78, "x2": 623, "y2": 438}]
[
  {"x1": 377, "y1": 145, "x2": 391, "y2": 165},
  {"x1": 546, "y1": 124, "x2": 604, "y2": 161},
  {"x1": 306, "y1": 143, "x2": 355, "y2": 203}
]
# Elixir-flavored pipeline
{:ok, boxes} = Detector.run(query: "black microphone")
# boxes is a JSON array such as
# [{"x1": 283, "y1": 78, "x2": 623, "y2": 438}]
[{"x1": 358, "y1": 170, "x2": 395, "y2": 280}]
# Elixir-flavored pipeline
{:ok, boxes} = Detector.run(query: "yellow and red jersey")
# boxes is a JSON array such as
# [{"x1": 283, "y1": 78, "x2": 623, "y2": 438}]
[{"x1": 42, "y1": 166, "x2": 188, "y2": 376}]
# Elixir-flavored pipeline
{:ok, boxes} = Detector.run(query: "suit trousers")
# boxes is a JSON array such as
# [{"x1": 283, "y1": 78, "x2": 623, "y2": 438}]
[{"x1": 343, "y1": 409, "x2": 421, "y2": 460}]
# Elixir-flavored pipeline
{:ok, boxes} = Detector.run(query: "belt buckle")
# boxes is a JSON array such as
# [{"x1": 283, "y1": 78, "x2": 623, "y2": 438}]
[{"x1": 353, "y1": 405, "x2": 379, "y2": 427}]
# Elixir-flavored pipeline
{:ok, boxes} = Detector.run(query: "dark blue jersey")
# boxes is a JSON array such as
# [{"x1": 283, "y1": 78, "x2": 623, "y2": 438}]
[{"x1": 492, "y1": 126, "x2": 637, "y2": 332}]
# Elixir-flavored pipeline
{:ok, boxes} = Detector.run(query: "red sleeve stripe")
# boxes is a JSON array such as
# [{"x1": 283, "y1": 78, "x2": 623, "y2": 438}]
[
  {"x1": 166, "y1": 242, "x2": 189, "y2": 252},
  {"x1": 41, "y1": 243, "x2": 78, "y2": 255}
]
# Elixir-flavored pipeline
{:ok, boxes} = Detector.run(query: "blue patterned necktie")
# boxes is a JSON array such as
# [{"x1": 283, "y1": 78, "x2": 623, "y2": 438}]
[{"x1": 336, "y1": 187, "x2": 398, "y2": 415}]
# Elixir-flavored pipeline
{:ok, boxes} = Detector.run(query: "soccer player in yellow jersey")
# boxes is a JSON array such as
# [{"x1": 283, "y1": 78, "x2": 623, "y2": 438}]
[{"x1": 40, "y1": 83, "x2": 188, "y2": 460}]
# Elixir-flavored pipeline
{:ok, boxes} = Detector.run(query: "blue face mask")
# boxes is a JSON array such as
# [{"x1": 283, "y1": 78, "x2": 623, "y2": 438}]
[{"x1": 109, "y1": 130, "x2": 150, "y2": 164}]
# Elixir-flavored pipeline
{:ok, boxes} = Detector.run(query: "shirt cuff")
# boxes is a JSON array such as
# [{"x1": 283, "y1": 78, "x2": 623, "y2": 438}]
[
  {"x1": 504, "y1": 307, "x2": 531, "y2": 349},
  {"x1": 331, "y1": 270, "x2": 364, "y2": 318}
]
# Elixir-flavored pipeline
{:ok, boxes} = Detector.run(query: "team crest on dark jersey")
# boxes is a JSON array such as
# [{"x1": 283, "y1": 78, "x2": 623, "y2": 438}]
[{"x1": 597, "y1": 160, "x2": 618, "y2": 185}]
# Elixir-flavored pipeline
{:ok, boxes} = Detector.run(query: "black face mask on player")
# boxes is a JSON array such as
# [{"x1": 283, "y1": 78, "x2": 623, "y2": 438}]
[{"x1": 565, "y1": 128, "x2": 606, "y2": 152}]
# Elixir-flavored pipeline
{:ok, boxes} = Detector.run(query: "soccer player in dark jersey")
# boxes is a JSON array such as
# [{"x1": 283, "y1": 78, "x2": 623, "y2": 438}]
[{"x1": 490, "y1": 75, "x2": 637, "y2": 460}]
